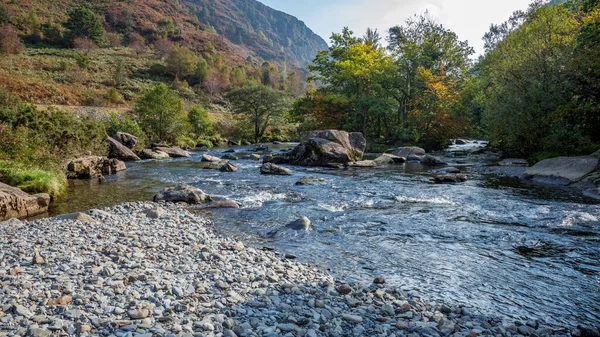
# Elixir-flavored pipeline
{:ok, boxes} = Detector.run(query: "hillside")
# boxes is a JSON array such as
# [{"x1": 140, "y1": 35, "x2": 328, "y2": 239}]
[
  {"x1": 0, "y1": 0, "x2": 327, "y2": 69},
  {"x1": 192, "y1": 0, "x2": 329, "y2": 67}
]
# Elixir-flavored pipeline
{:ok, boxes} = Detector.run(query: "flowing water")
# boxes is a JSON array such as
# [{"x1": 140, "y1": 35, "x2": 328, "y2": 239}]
[{"x1": 50, "y1": 144, "x2": 600, "y2": 327}]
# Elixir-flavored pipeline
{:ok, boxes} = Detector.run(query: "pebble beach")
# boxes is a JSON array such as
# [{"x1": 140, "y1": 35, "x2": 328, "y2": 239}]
[{"x1": 0, "y1": 202, "x2": 583, "y2": 337}]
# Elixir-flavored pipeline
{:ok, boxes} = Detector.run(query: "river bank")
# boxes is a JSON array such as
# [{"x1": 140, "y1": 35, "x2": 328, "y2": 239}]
[{"x1": 1, "y1": 201, "x2": 586, "y2": 337}]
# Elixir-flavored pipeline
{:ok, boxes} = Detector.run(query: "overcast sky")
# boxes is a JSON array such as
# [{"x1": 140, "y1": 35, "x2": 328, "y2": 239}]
[{"x1": 259, "y1": 0, "x2": 534, "y2": 57}]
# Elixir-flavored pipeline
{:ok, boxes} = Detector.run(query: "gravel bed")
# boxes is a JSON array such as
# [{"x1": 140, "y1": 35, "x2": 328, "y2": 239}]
[{"x1": 0, "y1": 202, "x2": 585, "y2": 337}]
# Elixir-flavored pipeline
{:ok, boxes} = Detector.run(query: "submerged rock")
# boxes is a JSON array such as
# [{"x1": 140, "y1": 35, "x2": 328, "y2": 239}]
[
  {"x1": 153, "y1": 184, "x2": 210, "y2": 204},
  {"x1": 0, "y1": 183, "x2": 50, "y2": 221},
  {"x1": 347, "y1": 160, "x2": 377, "y2": 167},
  {"x1": 286, "y1": 216, "x2": 312, "y2": 230},
  {"x1": 433, "y1": 174, "x2": 468, "y2": 183},
  {"x1": 200, "y1": 200, "x2": 242, "y2": 209},
  {"x1": 295, "y1": 176, "x2": 326, "y2": 185},
  {"x1": 241, "y1": 154, "x2": 261, "y2": 161},
  {"x1": 499, "y1": 158, "x2": 529, "y2": 167},
  {"x1": 221, "y1": 153, "x2": 238, "y2": 161}
]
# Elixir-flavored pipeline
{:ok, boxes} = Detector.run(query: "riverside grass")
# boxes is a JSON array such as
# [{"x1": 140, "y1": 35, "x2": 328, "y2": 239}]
[{"x1": 0, "y1": 160, "x2": 66, "y2": 198}]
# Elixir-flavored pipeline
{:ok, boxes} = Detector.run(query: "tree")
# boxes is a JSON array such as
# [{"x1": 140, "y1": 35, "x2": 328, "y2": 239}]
[
  {"x1": 225, "y1": 85, "x2": 291, "y2": 142},
  {"x1": 135, "y1": 83, "x2": 185, "y2": 143},
  {"x1": 478, "y1": 4, "x2": 579, "y2": 156},
  {"x1": 166, "y1": 44, "x2": 197, "y2": 78},
  {"x1": 64, "y1": 7, "x2": 104, "y2": 45},
  {"x1": 188, "y1": 106, "x2": 213, "y2": 136},
  {"x1": 0, "y1": 25, "x2": 25, "y2": 55}
]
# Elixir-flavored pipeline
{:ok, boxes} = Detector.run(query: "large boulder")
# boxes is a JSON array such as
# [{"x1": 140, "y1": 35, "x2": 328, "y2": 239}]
[
  {"x1": 64, "y1": 156, "x2": 126, "y2": 179},
  {"x1": 107, "y1": 137, "x2": 140, "y2": 161},
  {"x1": 0, "y1": 182, "x2": 50, "y2": 220},
  {"x1": 522, "y1": 156, "x2": 598, "y2": 186},
  {"x1": 273, "y1": 130, "x2": 366, "y2": 167},
  {"x1": 385, "y1": 147, "x2": 425, "y2": 158},
  {"x1": 153, "y1": 185, "x2": 210, "y2": 204},
  {"x1": 261, "y1": 163, "x2": 293, "y2": 175},
  {"x1": 219, "y1": 162, "x2": 238, "y2": 172},
  {"x1": 154, "y1": 146, "x2": 191, "y2": 158},
  {"x1": 112, "y1": 132, "x2": 138, "y2": 149},
  {"x1": 137, "y1": 149, "x2": 170, "y2": 160}
]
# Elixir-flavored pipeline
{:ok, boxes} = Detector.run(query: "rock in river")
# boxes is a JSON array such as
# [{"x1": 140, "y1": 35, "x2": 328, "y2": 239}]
[
  {"x1": 522, "y1": 156, "x2": 599, "y2": 186},
  {"x1": 433, "y1": 174, "x2": 468, "y2": 183},
  {"x1": 270, "y1": 130, "x2": 366, "y2": 167},
  {"x1": 420, "y1": 154, "x2": 447, "y2": 166},
  {"x1": 202, "y1": 154, "x2": 223, "y2": 162},
  {"x1": 107, "y1": 137, "x2": 140, "y2": 161},
  {"x1": 219, "y1": 162, "x2": 238, "y2": 172},
  {"x1": 154, "y1": 146, "x2": 191, "y2": 158},
  {"x1": 286, "y1": 216, "x2": 312, "y2": 230},
  {"x1": 153, "y1": 184, "x2": 210, "y2": 204},
  {"x1": 386, "y1": 146, "x2": 426, "y2": 158},
  {"x1": 261, "y1": 163, "x2": 293, "y2": 175},
  {"x1": 0, "y1": 182, "x2": 50, "y2": 221},
  {"x1": 137, "y1": 149, "x2": 170, "y2": 160},
  {"x1": 63, "y1": 156, "x2": 126, "y2": 179}
]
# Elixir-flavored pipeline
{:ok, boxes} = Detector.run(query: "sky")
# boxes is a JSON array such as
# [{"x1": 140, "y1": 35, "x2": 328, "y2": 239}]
[{"x1": 258, "y1": 0, "x2": 534, "y2": 57}]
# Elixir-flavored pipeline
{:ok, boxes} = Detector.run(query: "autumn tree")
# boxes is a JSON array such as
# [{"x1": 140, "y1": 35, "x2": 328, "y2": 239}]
[
  {"x1": 0, "y1": 25, "x2": 25, "y2": 55},
  {"x1": 154, "y1": 39, "x2": 173, "y2": 61},
  {"x1": 225, "y1": 84, "x2": 291, "y2": 142}
]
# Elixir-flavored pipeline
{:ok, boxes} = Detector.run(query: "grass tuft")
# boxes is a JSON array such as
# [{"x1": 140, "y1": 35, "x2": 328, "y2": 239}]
[{"x1": 0, "y1": 161, "x2": 66, "y2": 198}]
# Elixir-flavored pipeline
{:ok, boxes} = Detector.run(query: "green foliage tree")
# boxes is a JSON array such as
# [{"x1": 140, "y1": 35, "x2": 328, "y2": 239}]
[
  {"x1": 478, "y1": 3, "x2": 581, "y2": 157},
  {"x1": 135, "y1": 83, "x2": 185, "y2": 143},
  {"x1": 64, "y1": 7, "x2": 105, "y2": 45},
  {"x1": 0, "y1": 4, "x2": 9, "y2": 24},
  {"x1": 188, "y1": 106, "x2": 213, "y2": 136},
  {"x1": 166, "y1": 44, "x2": 197, "y2": 79},
  {"x1": 225, "y1": 84, "x2": 291, "y2": 142}
]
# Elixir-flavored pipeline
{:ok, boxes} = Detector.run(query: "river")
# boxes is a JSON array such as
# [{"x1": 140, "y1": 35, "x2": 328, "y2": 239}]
[{"x1": 50, "y1": 143, "x2": 600, "y2": 327}]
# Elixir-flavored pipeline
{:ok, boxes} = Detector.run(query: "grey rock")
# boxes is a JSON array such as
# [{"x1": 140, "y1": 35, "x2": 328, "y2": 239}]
[
  {"x1": 261, "y1": 163, "x2": 293, "y2": 175},
  {"x1": 107, "y1": 137, "x2": 141, "y2": 161},
  {"x1": 153, "y1": 185, "x2": 210, "y2": 204},
  {"x1": 220, "y1": 162, "x2": 238, "y2": 173},
  {"x1": 286, "y1": 216, "x2": 312, "y2": 230}
]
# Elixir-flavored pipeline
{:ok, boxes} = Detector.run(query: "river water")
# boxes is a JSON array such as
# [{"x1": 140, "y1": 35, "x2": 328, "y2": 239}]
[{"x1": 50, "y1": 144, "x2": 600, "y2": 327}]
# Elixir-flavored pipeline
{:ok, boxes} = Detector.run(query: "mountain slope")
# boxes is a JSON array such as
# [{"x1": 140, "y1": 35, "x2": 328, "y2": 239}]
[
  {"x1": 191, "y1": 0, "x2": 328, "y2": 67},
  {"x1": 0, "y1": 0, "x2": 327, "y2": 69}
]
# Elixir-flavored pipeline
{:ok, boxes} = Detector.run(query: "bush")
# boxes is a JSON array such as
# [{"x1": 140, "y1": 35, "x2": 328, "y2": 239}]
[
  {"x1": 75, "y1": 53, "x2": 91, "y2": 69},
  {"x1": 195, "y1": 136, "x2": 213, "y2": 148},
  {"x1": 107, "y1": 112, "x2": 142, "y2": 137},
  {"x1": 188, "y1": 105, "x2": 213, "y2": 136},
  {"x1": 136, "y1": 83, "x2": 185, "y2": 143},
  {"x1": 176, "y1": 136, "x2": 197, "y2": 149}
]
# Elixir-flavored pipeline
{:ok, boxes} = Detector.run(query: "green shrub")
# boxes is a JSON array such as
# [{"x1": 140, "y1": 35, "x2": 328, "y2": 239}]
[
  {"x1": 107, "y1": 112, "x2": 142, "y2": 136},
  {"x1": 195, "y1": 136, "x2": 213, "y2": 148},
  {"x1": 188, "y1": 105, "x2": 213, "y2": 136},
  {"x1": 75, "y1": 53, "x2": 91, "y2": 69},
  {"x1": 176, "y1": 135, "x2": 197, "y2": 149}
]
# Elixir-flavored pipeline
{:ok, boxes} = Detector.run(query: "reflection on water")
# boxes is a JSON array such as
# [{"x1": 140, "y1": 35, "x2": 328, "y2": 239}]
[{"x1": 51, "y1": 144, "x2": 600, "y2": 327}]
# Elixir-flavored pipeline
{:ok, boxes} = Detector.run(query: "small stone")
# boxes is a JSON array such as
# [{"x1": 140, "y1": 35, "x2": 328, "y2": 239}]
[
  {"x1": 13, "y1": 304, "x2": 34, "y2": 317},
  {"x1": 128, "y1": 309, "x2": 149, "y2": 319},
  {"x1": 373, "y1": 277, "x2": 385, "y2": 284},
  {"x1": 145, "y1": 208, "x2": 164, "y2": 219},
  {"x1": 278, "y1": 323, "x2": 298, "y2": 332},
  {"x1": 337, "y1": 284, "x2": 352, "y2": 295},
  {"x1": 285, "y1": 253, "x2": 296, "y2": 259},
  {"x1": 28, "y1": 327, "x2": 51, "y2": 337},
  {"x1": 223, "y1": 330, "x2": 238, "y2": 337},
  {"x1": 47, "y1": 295, "x2": 72, "y2": 306},
  {"x1": 396, "y1": 321, "x2": 409, "y2": 330},
  {"x1": 232, "y1": 242, "x2": 244, "y2": 252},
  {"x1": 518, "y1": 325, "x2": 531, "y2": 335},
  {"x1": 78, "y1": 325, "x2": 92, "y2": 333},
  {"x1": 342, "y1": 314, "x2": 363, "y2": 323},
  {"x1": 33, "y1": 253, "x2": 45, "y2": 264}
]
